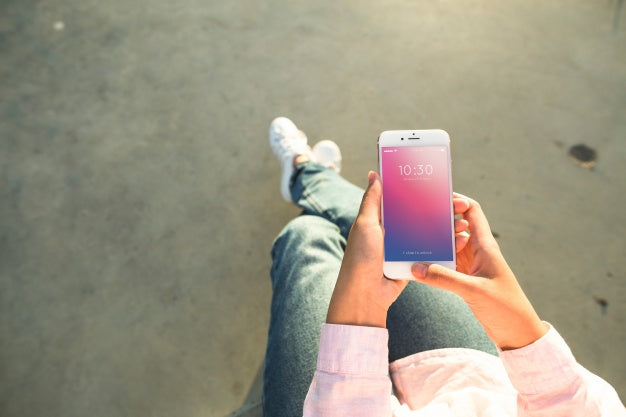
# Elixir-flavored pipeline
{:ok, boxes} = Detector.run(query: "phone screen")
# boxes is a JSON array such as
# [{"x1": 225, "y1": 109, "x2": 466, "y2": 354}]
[{"x1": 380, "y1": 145, "x2": 454, "y2": 262}]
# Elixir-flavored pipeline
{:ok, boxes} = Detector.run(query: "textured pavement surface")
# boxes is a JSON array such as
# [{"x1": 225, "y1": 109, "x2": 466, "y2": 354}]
[{"x1": 1, "y1": 1, "x2": 625, "y2": 416}]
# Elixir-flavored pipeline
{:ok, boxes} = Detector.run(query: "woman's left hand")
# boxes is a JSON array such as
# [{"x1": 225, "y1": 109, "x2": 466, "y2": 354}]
[{"x1": 326, "y1": 171, "x2": 407, "y2": 328}]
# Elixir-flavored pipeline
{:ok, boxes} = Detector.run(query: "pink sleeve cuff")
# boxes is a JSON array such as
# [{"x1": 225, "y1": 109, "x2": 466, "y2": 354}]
[
  {"x1": 499, "y1": 322, "x2": 579, "y2": 395},
  {"x1": 317, "y1": 323, "x2": 389, "y2": 376}
]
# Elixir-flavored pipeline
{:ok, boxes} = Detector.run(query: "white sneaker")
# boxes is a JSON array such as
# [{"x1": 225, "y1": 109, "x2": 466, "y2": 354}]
[
  {"x1": 269, "y1": 117, "x2": 314, "y2": 202},
  {"x1": 312, "y1": 140, "x2": 342, "y2": 173}
]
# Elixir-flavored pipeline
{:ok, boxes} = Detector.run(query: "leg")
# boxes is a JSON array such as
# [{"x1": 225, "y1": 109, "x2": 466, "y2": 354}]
[
  {"x1": 387, "y1": 282, "x2": 497, "y2": 361},
  {"x1": 262, "y1": 215, "x2": 346, "y2": 417},
  {"x1": 290, "y1": 161, "x2": 364, "y2": 239},
  {"x1": 268, "y1": 116, "x2": 364, "y2": 240}
]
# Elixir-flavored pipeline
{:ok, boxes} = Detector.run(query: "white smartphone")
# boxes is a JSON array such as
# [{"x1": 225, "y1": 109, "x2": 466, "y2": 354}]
[{"x1": 378, "y1": 129, "x2": 456, "y2": 279}]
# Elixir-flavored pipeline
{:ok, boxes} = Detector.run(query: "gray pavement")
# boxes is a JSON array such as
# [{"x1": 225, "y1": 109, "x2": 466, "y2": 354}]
[{"x1": 1, "y1": 1, "x2": 625, "y2": 416}]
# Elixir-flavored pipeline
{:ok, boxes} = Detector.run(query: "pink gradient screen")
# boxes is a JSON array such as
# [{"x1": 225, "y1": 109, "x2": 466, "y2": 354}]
[{"x1": 380, "y1": 145, "x2": 454, "y2": 261}]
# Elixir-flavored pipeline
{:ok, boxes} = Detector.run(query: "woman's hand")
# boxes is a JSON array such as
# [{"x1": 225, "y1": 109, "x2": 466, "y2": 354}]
[
  {"x1": 411, "y1": 194, "x2": 549, "y2": 350},
  {"x1": 326, "y1": 171, "x2": 407, "y2": 328}
]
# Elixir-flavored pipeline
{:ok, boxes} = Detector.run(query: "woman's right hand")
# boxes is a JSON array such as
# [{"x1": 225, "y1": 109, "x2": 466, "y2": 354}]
[{"x1": 411, "y1": 194, "x2": 549, "y2": 351}]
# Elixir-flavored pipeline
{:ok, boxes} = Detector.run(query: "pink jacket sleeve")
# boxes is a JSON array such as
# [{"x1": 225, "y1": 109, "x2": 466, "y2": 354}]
[
  {"x1": 304, "y1": 323, "x2": 625, "y2": 417},
  {"x1": 499, "y1": 324, "x2": 626, "y2": 417},
  {"x1": 303, "y1": 324, "x2": 392, "y2": 417}
]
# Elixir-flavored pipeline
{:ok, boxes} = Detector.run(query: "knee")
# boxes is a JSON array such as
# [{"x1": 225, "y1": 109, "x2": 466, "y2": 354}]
[
  {"x1": 270, "y1": 215, "x2": 344, "y2": 297},
  {"x1": 271, "y1": 215, "x2": 344, "y2": 260}
]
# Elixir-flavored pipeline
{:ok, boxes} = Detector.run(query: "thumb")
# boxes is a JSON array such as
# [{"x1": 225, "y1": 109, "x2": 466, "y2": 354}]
[
  {"x1": 411, "y1": 263, "x2": 476, "y2": 298},
  {"x1": 357, "y1": 171, "x2": 382, "y2": 222}
]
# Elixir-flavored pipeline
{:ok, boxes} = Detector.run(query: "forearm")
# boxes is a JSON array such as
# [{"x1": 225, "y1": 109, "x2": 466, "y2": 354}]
[
  {"x1": 500, "y1": 323, "x2": 626, "y2": 417},
  {"x1": 303, "y1": 324, "x2": 392, "y2": 417}
]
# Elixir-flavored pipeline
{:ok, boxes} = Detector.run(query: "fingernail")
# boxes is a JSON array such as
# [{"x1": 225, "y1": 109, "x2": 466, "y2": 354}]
[
  {"x1": 412, "y1": 263, "x2": 428, "y2": 278},
  {"x1": 368, "y1": 171, "x2": 376, "y2": 184}
]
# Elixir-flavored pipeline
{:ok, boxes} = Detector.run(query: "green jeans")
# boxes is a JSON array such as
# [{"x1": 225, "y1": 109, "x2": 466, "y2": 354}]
[{"x1": 262, "y1": 162, "x2": 496, "y2": 417}]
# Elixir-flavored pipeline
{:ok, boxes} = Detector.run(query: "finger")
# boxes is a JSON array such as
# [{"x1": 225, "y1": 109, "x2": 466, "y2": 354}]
[
  {"x1": 455, "y1": 233, "x2": 469, "y2": 252},
  {"x1": 357, "y1": 171, "x2": 382, "y2": 222},
  {"x1": 454, "y1": 218, "x2": 469, "y2": 233},
  {"x1": 463, "y1": 198, "x2": 495, "y2": 243},
  {"x1": 411, "y1": 263, "x2": 476, "y2": 298},
  {"x1": 453, "y1": 197, "x2": 470, "y2": 215}
]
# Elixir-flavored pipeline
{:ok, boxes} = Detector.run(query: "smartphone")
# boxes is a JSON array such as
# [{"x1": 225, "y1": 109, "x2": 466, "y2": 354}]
[{"x1": 378, "y1": 129, "x2": 456, "y2": 279}]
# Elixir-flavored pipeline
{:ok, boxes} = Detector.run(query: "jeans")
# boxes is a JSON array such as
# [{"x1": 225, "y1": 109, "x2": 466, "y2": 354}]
[{"x1": 262, "y1": 162, "x2": 496, "y2": 417}]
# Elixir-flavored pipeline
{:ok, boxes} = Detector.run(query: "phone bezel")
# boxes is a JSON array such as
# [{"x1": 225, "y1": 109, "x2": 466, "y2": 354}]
[{"x1": 377, "y1": 129, "x2": 456, "y2": 279}]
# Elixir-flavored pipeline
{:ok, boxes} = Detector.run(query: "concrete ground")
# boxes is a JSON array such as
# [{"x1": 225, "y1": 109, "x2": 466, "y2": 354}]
[{"x1": 1, "y1": 1, "x2": 625, "y2": 416}]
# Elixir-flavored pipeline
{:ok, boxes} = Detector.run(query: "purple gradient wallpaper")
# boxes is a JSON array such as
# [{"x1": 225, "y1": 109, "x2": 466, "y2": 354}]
[{"x1": 381, "y1": 145, "x2": 454, "y2": 261}]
